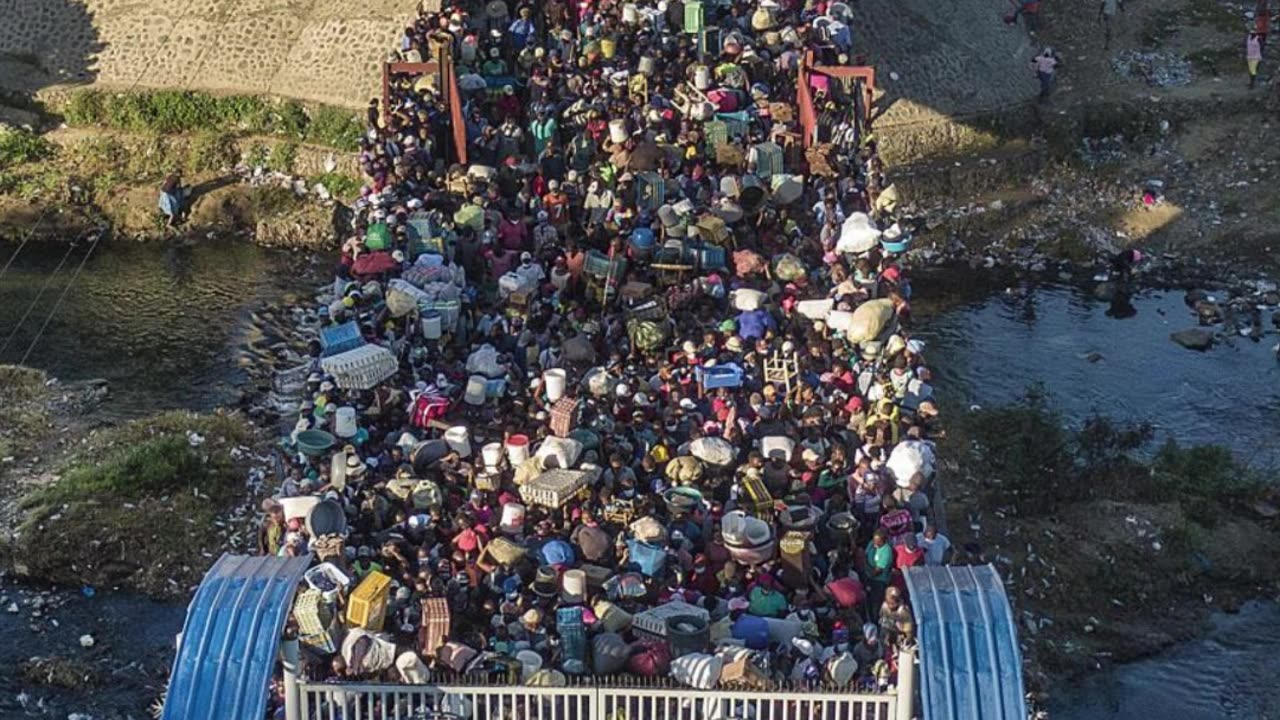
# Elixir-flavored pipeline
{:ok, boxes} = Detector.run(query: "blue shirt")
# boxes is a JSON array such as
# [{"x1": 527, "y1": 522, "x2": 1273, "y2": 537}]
[{"x1": 736, "y1": 309, "x2": 776, "y2": 341}]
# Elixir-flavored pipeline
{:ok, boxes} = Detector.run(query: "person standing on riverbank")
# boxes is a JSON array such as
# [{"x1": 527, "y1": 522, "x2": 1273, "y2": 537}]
[
  {"x1": 1248, "y1": 32, "x2": 1264, "y2": 88},
  {"x1": 1099, "y1": 0, "x2": 1124, "y2": 49},
  {"x1": 1032, "y1": 48, "x2": 1062, "y2": 102},
  {"x1": 158, "y1": 172, "x2": 187, "y2": 228}
]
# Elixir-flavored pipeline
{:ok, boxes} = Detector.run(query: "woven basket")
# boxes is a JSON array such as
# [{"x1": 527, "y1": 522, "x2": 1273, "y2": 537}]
[{"x1": 311, "y1": 534, "x2": 346, "y2": 563}]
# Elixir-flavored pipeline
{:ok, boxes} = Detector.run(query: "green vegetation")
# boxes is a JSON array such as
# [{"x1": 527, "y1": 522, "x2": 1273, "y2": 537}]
[
  {"x1": 187, "y1": 131, "x2": 239, "y2": 173},
  {"x1": 27, "y1": 436, "x2": 210, "y2": 506},
  {"x1": 60, "y1": 90, "x2": 364, "y2": 151},
  {"x1": 268, "y1": 141, "x2": 299, "y2": 173},
  {"x1": 307, "y1": 105, "x2": 367, "y2": 150},
  {"x1": 312, "y1": 171, "x2": 363, "y2": 200},
  {"x1": 23, "y1": 410, "x2": 251, "y2": 509},
  {"x1": 953, "y1": 388, "x2": 1261, "y2": 517},
  {"x1": 0, "y1": 127, "x2": 54, "y2": 169},
  {"x1": 0, "y1": 165, "x2": 61, "y2": 200},
  {"x1": 0, "y1": 365, "x2": 51, "y2": 469},
  {"x1": 7, "y1": 410, "x2": 256, "y2": 596}
]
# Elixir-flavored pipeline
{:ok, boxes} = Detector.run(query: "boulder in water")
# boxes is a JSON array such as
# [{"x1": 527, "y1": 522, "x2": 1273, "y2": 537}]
[{"x1": 1170, "y1": 328, "x2": 1214, "y2": 351}]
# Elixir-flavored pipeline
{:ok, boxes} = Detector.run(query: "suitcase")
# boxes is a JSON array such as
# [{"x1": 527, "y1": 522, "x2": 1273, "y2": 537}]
[
  {"x1": 419, "y1": 597, "x2": 451, "y2": 657},
  {"x1": 549, "y1": 397, "x2": 580, "y2": 438}
]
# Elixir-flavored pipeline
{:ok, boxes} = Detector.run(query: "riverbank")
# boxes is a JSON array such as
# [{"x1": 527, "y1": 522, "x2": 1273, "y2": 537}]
[
  {"x1": 936, "y1": 391, "x2": 1280, "y2": 698},
  {"x1": 1, "y1": 90, "x2": 359, "y2": 249},
  {"x1": 0, "y1": 365, "x2": 274, "y2": 598}
]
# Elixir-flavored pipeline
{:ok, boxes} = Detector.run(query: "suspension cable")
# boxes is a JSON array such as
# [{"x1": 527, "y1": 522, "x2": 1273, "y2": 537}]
[
  {"x1": 0, "y1": 208, "x2": 51, "y2": 284},
  {"x1": 0, "y1": 237, "x2": 78, "y2": 358},
  {"x1": 19, "y1": 231, "x2": 105, "y2": 366}
]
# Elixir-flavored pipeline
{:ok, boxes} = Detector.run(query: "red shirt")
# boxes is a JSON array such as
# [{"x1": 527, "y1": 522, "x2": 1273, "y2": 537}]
[
  {"x1": 894, "y1": 544, "x2": 925, "y2": 569},
  {"x1": 498, "y1": 219, "x2": 528, "y2": 251}
]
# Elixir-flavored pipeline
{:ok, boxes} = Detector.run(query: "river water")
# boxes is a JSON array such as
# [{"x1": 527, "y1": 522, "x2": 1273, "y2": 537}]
[
  {"x1": 0, "y1": 239, "x2": 325, "y2": 418},
  {"x1": 914, "y1": 274, "x2": 1280, "y2": 469},
  {"x1": 2, "y1": 245, "x2": 1278, "y2": 717}
]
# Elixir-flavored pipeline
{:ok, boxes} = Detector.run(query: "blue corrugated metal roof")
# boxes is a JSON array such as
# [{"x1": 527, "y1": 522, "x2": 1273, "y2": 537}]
[
  {"x1": 163, "y1": 554, "x2": 311, "y2": 720},
  {"x1": 904, "y1": 564, "x2": 1027, "y2": 720}
]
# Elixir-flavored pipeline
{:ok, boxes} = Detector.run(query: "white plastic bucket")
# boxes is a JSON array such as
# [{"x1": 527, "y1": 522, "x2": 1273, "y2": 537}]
[
  {"x1": 638, "y1": 55, "x2": 656, "y2": 75},
  {"x1": 691, "y1": 101, "x2": 716, "y2": 121},
  {"x1": 561, "y1": 569, "x2": 586, "y2": 601},
  {"x1": 506, "y1": 434, "x2": 531, "y2": 465},
  {"x1": 444, "y1": 426, "x2": 472, "y2": 458},
  {"x1": 500, "y1": 502, "x2": 526, "y2": 532},
  {"x1": 623, "y1": 3, "x2": 639, "y2": 23},
  {"x1": 481, "y1": 442, "x2": 504, "y2": 468},
  {"x1": 609, "y1": 119, "x2": 629, "y2": 144},
  {"x1": 421, "y1": 311, "x2": 443, "y2": 340},
  {"x1": 694, "y1": 66, "x2": 711, "y2": 90},
  {"x1": 543, "y1": 369, "x2": 567, "y2": 402},
  {"x1": 465, "y1": 375, "x2": 487, "y2": 405},
  {"x1": 279, "y1": 495, "x2": 320, "y2": 522},
  {"x1": 762, "y1": 436, "x2": 795, "y2": 462},
  {"x1": 517, "y1": 650, "x2": 543, "y2": 681},
  {"x1": 333, "y1": 406, "x2": 357, "y2": 438}
]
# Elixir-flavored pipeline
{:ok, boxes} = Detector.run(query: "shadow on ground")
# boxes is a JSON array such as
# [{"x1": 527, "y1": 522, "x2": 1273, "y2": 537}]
[{"x1": 0, "y1": 0, "x2": 104, "y2": 98}]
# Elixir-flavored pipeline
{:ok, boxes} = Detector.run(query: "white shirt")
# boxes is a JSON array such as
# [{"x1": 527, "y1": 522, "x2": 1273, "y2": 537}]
[
  {"x1": 515, "y1": 261, "x2": 546, "y2": 286},
  {"x1": 1033, "y1": 54, "x2": 1058, "y2": 74}
]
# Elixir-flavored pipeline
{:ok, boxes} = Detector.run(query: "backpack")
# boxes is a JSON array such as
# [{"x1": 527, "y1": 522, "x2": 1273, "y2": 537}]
[{"x1": 409, "y1": 394, "x2": 450, "y2": 428}]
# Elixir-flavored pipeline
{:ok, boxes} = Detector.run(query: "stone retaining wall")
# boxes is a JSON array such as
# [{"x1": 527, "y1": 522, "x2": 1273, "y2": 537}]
[
  {"x1": 0, "y1": 0, "x2": 426, "y2": 108},
  {"x1": 1, "y1": 0, "x2": 1038, "y2": 158}
]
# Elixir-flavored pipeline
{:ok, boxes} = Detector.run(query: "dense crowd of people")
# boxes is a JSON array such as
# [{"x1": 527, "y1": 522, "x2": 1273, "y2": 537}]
[{"x1": 261, "y1": 0, "x2": 951, "y2": 709}]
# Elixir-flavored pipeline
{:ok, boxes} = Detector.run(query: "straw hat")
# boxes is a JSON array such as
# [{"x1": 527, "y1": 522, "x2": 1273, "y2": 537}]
[
  {"x1": 521, "y1": 608, "x2": 544, "y2": 627},
  {"x1": 345, "y1": 451, "x2": 368, "y2": 478}
]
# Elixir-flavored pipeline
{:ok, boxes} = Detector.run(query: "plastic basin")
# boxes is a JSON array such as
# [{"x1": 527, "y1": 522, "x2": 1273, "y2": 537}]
[{"x1": 297, "y1": 429, "x2": 336, "y2": 457}]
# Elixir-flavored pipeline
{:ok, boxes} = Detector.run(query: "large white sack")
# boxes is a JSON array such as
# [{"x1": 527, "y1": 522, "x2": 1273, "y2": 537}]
[
  {"x1": 886, "y1": 439, "x2": 936, "y2": 487},
  {"x1": 846, "y1": 298, "x2": 895, "y2": 343},
  {"x1": 731, "y1": 288, "x2": 767, "y2": 312},
  {"x1": 690, "y1": 437, "x2": 736, "y2": 466},
  {"x1": 796, "y1": 298, "x2": 833, "y2": 320},
  {"x1": 584, "y1": 367, "x2": 619, "y2": 397},
  {"x1": 836, "y1": 212, "x2": 881, "y2": 254},
  {"x1": 465, "y1": 344, "x2": 505, "y2": 378},
  {"x1": 671, "y1": 653, "x2": 724, "y2": 690},
  {"x1": 534, "y1": 436, "x2": 584, "y2": 469},
  {"x1": 826, "y1": 309, "x2": 855, "y2": 333}
]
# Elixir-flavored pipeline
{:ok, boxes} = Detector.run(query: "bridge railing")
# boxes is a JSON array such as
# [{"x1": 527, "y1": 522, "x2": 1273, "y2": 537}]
[
  {"x1": 284, "y1": 642, "x2": 915, "y2": 720},
  {"x1": 293, "y1": 677, "x2": 904, "y2": 720}
]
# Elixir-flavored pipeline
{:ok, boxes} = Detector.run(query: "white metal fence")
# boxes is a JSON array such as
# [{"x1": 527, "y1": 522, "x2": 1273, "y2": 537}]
[{"x1": 294, "y1": 681, "x2": 899, "y2": 720}]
